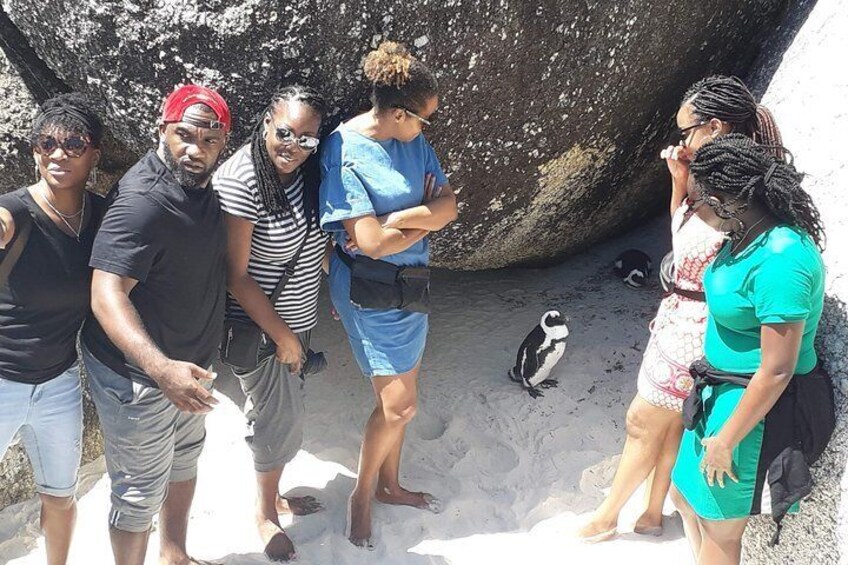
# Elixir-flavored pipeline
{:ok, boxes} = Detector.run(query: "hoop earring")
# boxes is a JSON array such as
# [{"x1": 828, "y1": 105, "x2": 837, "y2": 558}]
[{"x1": 720, "y1": 217, "x2": 745, "y2": 241}]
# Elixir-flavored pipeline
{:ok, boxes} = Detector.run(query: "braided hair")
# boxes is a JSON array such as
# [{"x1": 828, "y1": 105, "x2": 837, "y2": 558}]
[
  {"x1": 682, "y1": 75, "x2": 783, "y2": 156},
  {"x1": 29, "y1": 93, "x2": 103, "y2": 148},
  {"x1": 363, "y1": 41, "x2": 438, "y2": 113},
  {"x1": 249, "y1": 85, "x2": 327, "y2": 219},
  {"x1": 690, "y1": 134, "x2": 825, "y2": 249}
]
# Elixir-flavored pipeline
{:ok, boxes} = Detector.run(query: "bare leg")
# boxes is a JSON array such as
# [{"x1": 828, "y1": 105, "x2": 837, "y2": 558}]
[
  {"x1": 110, "y1": 527, "x2": 150, "y2": 565},
  {"x1": 635, "y1": 417, "x2": 684, "y2": 535},
  {"x1": 374, "y1": 428, "x2": 437, "y2": 509},
  {"x1": 698, "y1": 517, "x2": 748, "y2": 565},
  {"x1": 348, "y1": 368, "x2": 419, "y2": 547},
  {"x1": 158, "y1": 478, "x2": 196, "y2": 565},
  {"x1": 578, "y1": 395, "x2": 679, "y2": 541},
  {"x1": 670, "y1": 485, "x2": 703, "y2": 560},
  {"x1": 40, "y1": 494, "x2": 76, "y2": 565},
  {"x1": 255, "y1": 467, "x2": 296, "y2": 561}
]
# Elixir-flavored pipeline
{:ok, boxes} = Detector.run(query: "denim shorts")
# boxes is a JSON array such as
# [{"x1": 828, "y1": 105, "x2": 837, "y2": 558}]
[{"x1": 0, "y1": 364, "x2": 83, "y2": 498}]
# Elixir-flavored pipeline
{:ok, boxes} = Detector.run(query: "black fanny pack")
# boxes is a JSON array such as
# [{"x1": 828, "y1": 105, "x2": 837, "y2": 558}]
[{"x1": 335, "y1": 245, "x2": 430, "y2": 313}]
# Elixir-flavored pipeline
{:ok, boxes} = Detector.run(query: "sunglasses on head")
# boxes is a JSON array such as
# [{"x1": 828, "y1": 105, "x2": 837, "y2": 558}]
[
  {"x1": 267, "y1": 114, "x2": 320, "y2": 151},
  {"x1": 33, "y1": 134, "x2": 90, "y2": 158}
]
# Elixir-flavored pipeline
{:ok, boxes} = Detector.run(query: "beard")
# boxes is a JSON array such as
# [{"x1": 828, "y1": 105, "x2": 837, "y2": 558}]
[{"x1": 161, "y1": 144, "x2": 213, "y2": 189}]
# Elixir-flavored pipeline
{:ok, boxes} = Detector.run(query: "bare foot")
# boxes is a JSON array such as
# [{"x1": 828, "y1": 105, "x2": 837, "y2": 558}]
[
  {"x1": 577, "y1": 517, "x2": 618, "y2": 543},
  {"x1": 276, "y1": 494, "x2": 323, "y2": 516},
  {"x1": 375, "y1": 485, "x2": 442, "y2": 513},
  {"x1": 633, "y1": 512, "x2": 664, "y2": 536},
  {"x1": 346, "y1": 493, "x2": 374, "y2": 550},
  {"x1": 256, "y1": 515, "x2": 297, "y2": 561}
]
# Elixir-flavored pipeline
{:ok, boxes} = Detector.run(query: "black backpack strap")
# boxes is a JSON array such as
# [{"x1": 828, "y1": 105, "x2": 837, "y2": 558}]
[{"x1": 0, "y1": 194, "x2": 34, "y2": 288}]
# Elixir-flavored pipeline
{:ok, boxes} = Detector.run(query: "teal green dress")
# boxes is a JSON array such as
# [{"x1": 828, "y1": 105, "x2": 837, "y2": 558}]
[{"x1": 672, "y1": 225, "x2": 825, "y2": 520}]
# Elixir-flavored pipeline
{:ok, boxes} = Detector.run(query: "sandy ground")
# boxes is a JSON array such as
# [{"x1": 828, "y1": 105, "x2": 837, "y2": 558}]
[{"x1": 0, "y1": 217, "x2": 694, "y2": 564}]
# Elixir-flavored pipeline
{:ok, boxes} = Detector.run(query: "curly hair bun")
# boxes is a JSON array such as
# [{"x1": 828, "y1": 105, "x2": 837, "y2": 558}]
[{"x1": 363, "y1": 41, "x2": 414, "y2": 88}]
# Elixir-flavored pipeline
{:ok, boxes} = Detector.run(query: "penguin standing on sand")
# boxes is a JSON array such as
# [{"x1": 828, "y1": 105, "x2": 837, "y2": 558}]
[{"x1": 509, "y1": 310, "x2": 570, "y2": 398}]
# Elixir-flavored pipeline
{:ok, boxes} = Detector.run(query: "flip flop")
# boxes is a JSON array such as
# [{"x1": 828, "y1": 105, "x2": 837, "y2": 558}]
[
  {"x1": 418, "y1": 493, "x2": 443, "y2": 514},
  {"x1": 633, "y1": 524, "x2": 664, "y2": 537},
  {"x1": 345, "y1": 495, "x2": 376, "y2": 551},
  {"x1": 580, "y1": 527, "x2": 618, "y2": 544}
]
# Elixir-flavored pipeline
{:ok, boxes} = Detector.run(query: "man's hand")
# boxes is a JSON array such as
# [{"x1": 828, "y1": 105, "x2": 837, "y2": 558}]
[{"x1": 151, "y1": 360, "x2": 218, "y2": 413}]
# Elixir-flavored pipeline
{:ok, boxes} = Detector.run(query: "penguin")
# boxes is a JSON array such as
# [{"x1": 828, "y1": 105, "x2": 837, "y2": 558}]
[
  {"x1": 508, "y1": 310, "x2": 570, "y2": 398},
  {"x1": 613, "y1": 249, "x2": 652, "y2": 288}
]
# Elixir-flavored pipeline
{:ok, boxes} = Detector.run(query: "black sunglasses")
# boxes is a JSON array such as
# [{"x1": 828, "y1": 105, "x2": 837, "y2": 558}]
[
  {"x1": 676, "y1": 121, "x2": 707, "y2": 145},
  {"x1": 33, "y1": 134, "x2": 90, "y2": 158}
]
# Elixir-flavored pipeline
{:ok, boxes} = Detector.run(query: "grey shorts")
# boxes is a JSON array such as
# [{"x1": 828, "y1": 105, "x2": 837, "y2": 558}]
[
  {"x1": 218, "y1": 331, "x2": 309, "y2": 473},
  {"x1": 82, "y1": 344, "x2": 210, "y2": 533}
]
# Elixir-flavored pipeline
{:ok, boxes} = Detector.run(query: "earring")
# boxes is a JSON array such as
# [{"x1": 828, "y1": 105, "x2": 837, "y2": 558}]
[
  {"x1": 34, "y1": 163, "x2": 41, "y2": 182},
  {"x1": 720, "y1": 217, "x2": 745, "y2": 241}
]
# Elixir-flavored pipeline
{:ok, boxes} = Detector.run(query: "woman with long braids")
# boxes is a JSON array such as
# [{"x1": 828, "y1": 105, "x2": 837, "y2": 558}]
[
  {"x1": 320, "y1": 41, "x2": 458, "y2": 548},
  {"x1": 213, "y1": 85, "x2": 328, "y2": 562},
  {"x1": 670, "y1": 134, "x2": 827, "y2": 565},
  {"x1": 580, "y1": 76, "x2": 784, "y2": 542},
  {"x1": 0, "y1": 93, "x2": 104, "y2": 565}
]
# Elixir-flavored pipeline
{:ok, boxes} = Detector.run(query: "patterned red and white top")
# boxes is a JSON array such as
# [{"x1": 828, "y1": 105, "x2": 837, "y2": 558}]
[{"x1": 637, "y1": 202, "x2": 727, "y2": 412}]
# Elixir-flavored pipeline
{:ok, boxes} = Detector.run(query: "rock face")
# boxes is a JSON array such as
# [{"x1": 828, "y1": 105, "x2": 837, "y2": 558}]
[
  {"x1": 741, "y1": 1, "x2": 848, "y2": 563},
  {"x1": 0, "y1": 47, "x2": 38, "y2": 192},
  {"x1": 1, "y1": 0, "x2": 787, "y2": 268}
]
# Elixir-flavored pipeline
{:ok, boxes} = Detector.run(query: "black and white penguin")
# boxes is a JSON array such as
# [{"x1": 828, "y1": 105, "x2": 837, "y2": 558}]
[
  {"x1": 613, "y1": 249, "x2": 652, "y2": 288},
  {"x1": 508, "y1": 310, "x2": 570, "y2": 398}
]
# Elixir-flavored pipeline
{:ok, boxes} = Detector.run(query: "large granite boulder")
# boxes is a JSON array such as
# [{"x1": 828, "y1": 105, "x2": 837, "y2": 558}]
[
  {"x1": 742, "y1": 1, "x2": 848, "y2": 562},
  {"x1": 1, "y1": 0, "x2": 787, "y2": 268},
  {"x1": 0, "y1": 45, "x2": 37, "y2": 193}
]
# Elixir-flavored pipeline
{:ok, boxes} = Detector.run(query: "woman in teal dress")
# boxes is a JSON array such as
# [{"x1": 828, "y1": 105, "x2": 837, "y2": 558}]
[
  {"x1": 319, "y1": 41, "x2": 458, "y2": 549},
  {"x1": 670, "y1": 134, "x2": 826, "y2": 564}
]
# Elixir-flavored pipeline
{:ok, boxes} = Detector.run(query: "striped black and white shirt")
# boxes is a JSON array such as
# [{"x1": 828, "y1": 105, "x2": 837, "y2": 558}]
[{"x1": 213, "y1": 146, "x2": 327, "y2": 333}]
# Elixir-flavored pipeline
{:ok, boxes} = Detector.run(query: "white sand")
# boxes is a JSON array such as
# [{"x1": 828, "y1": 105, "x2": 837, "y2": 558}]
[{"x1": 0, "y1": 218, "x2": 694, "y2": 564}]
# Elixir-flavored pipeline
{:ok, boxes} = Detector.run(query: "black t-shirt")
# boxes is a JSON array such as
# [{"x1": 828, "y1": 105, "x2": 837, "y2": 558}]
[
  {"x1": 81, "y1": 151, "x2": 227, "y2": 387},
  {"x1": 0, "y1": 187, "x2": 105, "y2": 385}
]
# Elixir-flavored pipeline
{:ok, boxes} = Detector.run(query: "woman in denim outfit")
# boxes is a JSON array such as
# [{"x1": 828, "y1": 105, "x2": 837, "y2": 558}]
[{"x1": 320, "y1": 41, "x2": 458, "y2": 549}]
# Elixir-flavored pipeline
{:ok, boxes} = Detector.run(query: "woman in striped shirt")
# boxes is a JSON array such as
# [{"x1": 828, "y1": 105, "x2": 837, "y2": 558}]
[{"x1": 213, "y1": 86, "x2": 328, "y2": 562}]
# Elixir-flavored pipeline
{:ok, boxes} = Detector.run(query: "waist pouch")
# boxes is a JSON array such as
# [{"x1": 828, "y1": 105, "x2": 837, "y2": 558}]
[
  {"x1": 336, "y1": 245, "x2": 430, "y2": 313},
  {"x1": 221, "y1": 318, "x2": 273, "y2": 372}
]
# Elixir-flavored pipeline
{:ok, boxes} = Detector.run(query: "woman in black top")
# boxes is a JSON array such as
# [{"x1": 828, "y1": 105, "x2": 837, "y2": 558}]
[{"x1": 0, "y1": 93, "x2": 103, "y2": 565}]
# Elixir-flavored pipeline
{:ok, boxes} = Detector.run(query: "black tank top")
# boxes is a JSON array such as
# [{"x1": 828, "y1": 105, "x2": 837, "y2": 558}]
[{"x1": 0, "y1": 187, "x2": 104, "y2": 384}]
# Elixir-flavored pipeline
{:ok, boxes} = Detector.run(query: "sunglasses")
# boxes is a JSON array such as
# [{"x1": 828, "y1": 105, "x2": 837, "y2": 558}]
[
  {"x1": 268, "y1": 114, "x2": 320, "y2": 151},
  {"x1": 33, "y1": 134, "x2": 90, "y2": 158},
  {"x1": 395, "y1": 105, "x2": 432, "y2": 127},
  {"x1": 676, "y1": 121, "x2": 707, "y2": 145}
]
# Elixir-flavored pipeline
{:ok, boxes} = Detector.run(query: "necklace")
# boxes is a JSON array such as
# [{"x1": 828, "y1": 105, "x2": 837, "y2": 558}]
[
  {"x1": 40, "y1": 186, "x2": 86, "y2": 241},
  {"x1": 731, "y1": 215, "x2": 768, "y2": 254}
]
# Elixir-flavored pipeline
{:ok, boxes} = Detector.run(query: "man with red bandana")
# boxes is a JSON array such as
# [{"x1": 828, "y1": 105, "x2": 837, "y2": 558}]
[{"x1": 81, "y1": 85, "x2": 231, "y2": 565}]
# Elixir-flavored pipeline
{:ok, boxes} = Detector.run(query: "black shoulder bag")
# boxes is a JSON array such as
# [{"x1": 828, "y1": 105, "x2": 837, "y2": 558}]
[{"x1": 220, "y1": 221, "x2": 311, "y2": 371}]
